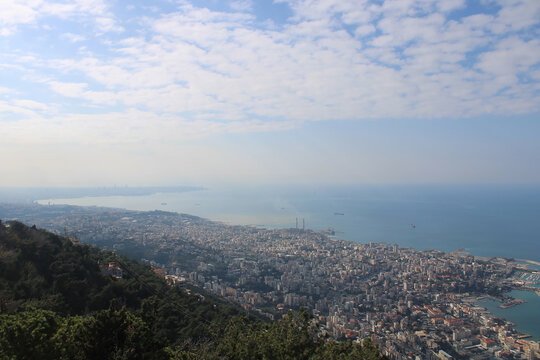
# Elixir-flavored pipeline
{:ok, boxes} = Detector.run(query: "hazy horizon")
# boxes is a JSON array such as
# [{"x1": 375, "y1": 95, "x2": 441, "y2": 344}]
[{"x1": 1, "y1": 0, "x2": 539, "y2": 187}]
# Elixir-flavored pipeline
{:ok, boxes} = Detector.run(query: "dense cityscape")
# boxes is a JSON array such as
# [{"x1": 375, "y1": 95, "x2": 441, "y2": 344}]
[{"x1": 1, "y1": 203, "x2": 539, "y2": 360}]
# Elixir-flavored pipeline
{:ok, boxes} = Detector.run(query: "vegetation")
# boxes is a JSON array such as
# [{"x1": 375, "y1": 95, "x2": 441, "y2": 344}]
[
  {"x1": 0, "y1": 220, "x2": 384, "y2": 359},
  {"x1": 171, "y1": 309, "x2": 383, "y2": 360}
]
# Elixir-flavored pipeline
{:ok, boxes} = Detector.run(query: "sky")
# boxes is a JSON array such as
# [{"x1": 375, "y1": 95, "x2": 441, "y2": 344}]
[{"x1": 0, "y1": 0, "x2": 539, "y2": 187}]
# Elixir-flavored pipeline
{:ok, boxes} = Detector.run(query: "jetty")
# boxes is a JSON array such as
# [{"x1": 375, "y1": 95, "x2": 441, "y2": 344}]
[
  {"x1": 499, "y1": 299, "x2": 526, "y2": 309},
  {"x1": 517, "y1": 259, "x2": 540, "y2": 267}
]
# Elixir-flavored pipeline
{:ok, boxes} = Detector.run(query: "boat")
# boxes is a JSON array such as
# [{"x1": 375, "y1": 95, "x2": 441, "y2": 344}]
[{"x1": 334, "y1": 212, "x2": 344, "y2": 216}]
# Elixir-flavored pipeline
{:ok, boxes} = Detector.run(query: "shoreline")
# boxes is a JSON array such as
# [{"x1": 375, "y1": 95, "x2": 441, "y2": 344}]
[
  {"x1": 2, "y1": 201, "x2": 540, "y2": 354},
  {"x1": 30, "y1": 197, "x2": 540, "y2": 266},
  {"x1": 23, "y1": 198, "x2": 540, "y2": 266},
  {"x1": 474, "y1": 293, "x2": 540, "y2": 342},
  {"x1": 517, "y1": 259, "x2": 540, "y2": 267},
  {"x1": 487, "y1": 289, "x2": 540, "y2": 337}
]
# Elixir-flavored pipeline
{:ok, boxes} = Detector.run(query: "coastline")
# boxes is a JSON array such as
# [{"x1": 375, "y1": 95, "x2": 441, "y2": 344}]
[
  {"x1": 20, "y1": 185, "x2": 540, "y2": 346},
  {"x1": 517, "y1": 259, "x2": 540, "y2": 267},
  {"x1": 475, "y1": 289, "x2": 540, "y2": 342},
  {"x1": 1, "y1": 200, "x2": 540, "y2": 355},
  {"x1": 31, "y1": 185, "x2": 540, "y2": 263}
]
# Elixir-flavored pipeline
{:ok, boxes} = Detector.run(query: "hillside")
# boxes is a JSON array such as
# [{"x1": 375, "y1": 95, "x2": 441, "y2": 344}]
[{"x1": 0, "y1": 220, "x2": 383, "y2": 359}]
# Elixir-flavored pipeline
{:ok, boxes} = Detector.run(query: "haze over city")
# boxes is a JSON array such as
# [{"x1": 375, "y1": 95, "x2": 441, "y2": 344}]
[{"x1": 1, "y1": 0, "x2": 539, "y2": 186}]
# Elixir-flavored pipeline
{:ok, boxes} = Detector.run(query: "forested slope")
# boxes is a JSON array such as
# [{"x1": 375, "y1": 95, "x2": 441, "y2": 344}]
[{"x1": 0, "y1": 220, "x2": 384, "y2": 359}]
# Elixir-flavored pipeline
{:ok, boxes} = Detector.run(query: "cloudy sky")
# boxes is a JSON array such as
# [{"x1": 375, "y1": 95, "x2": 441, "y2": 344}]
[{"x1": 1, "y1": 0, "x2": 539, "y2": 186}]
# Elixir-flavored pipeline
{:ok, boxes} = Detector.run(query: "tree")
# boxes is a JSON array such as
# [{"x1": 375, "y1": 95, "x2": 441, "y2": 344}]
[{"x1": 0, "y1": 309, "x2": 60, "y2": 360}]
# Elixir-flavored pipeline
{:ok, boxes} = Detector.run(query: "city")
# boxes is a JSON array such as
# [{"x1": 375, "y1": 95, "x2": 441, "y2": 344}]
[{"x1": 1, "y1": 202, "x2": 539, "y2": 359}]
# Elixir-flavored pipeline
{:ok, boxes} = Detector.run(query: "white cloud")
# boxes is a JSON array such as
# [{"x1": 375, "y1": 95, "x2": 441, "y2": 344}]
[
  {"x1": 48, "y1": 81, "x2": 88, "y2": 97},
  {"x1": 61, "y1": 32, "x2": 86, "y2": 42},
  {"x1": 0, "y1": 108, "x2": 296, "y2": 147},
  {"x1": 3, "y1": 0, "x2": 540, "y2": 139},
  {"x1": 0, "y1": 100, "x2": 40, "y2": 117},
  {"x1": 94, "y1": 16, "x2": 123, "y2": 33},
  {"x1": 355, "y1": 24, "x2": 375, "y2": 37},
  {"x1": 48, "y1": 81, "x2": 117, "y2": 105},
  {"x1": 0, "y1": 86, "x2": 14, "y2": 94},
  {"x1": 40, "y1": 0, "x2": 108, "y2": 18},
  {"x1": 0, "y1": 0, "x2": 120, "y2": 35},
  {"x1": 12, "y1": 99, "x2": 50, "y2": 111},
  {"x1": 230, "y1": 0, "x2": 253, "y2": 12},
  {"x1": 436, "y1": 0, "x2": 465, "y2": 13},
  {"x1": 0, "y1": 0, "x2": 42, "y2": 25},
  {"x1": 1, "y1": 0, "x2": 540, "y2": 186},
  {"x1": 488, "y1": 0, "x2": 540, "y2": 34},
  {"x1": 0, "y1": 0, "x2": 41, "y2": 35},
  {"x1": 46, "y1": 1, "x2": 538, "y2": 123}
]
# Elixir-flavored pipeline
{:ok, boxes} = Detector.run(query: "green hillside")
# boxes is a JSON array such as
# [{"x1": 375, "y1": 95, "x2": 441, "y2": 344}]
[{"x1": 0, "y1": 220, "x2": 383, "y2": 359}]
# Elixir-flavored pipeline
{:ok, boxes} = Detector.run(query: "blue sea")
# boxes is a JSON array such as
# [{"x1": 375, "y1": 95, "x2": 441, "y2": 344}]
[
  {"x1": 38, "y1": 184, "x2": 540, "y2": 261},
  {"x1": 478, "y1": 289, "x2": 540, "y2": 341},
  {"x1": 37, "y1": 184, "x2": 540, "y2": 339}
]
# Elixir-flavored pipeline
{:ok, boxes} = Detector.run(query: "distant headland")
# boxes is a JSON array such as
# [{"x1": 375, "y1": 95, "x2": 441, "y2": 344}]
[{"x1": 0, "y1": 186, "x2": 204, "y2": 203}]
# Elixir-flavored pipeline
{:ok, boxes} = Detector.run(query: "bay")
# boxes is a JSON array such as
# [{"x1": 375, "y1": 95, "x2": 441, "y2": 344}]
[
  {"x1": 477, "y1": 290, "x2": 540, "y2": 341},
  {"x1": 37, "y1": 184, "x2": 540, "y2": 340},
  {"x1": 38, "y1": 184, "x2": 540, "y2": 261}
]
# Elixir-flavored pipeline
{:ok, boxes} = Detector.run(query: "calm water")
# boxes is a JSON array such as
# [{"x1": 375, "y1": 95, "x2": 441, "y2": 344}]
[
  {"x1": 39, "y1": 184, "x2": 540, "y2": 261},
  {"x1": 478, "y1": 290, "x2": 540, "y2": 341},
  {"x1": 37, "y1": 184, "x2": 540, "y2": 338}
]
